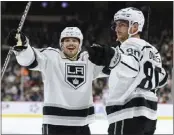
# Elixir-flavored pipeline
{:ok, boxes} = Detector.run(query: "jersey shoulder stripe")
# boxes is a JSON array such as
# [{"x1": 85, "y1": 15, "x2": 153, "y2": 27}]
[
  {"x1": 39, "y1": 47, "x2": 60, "y2": 54},
  {"x1": 141, "y1": 45, "x2": 152, "y2": 51},
  {"x1": 120, "y1": 61, "x2": 138, "y2": 72}
]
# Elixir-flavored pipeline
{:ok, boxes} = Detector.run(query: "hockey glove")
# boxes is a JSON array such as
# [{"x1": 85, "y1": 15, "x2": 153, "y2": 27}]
[
  {"x1": 86, "y1": 43, "x2": 116, "y2": 67},
  {"x1": 7, "y1": 29, "x2": 28, "y2": 51}
]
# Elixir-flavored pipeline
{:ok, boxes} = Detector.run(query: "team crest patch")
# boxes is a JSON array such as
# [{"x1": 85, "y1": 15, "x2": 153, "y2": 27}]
[{"x1": 65, "y1": 63, "x2": 86, "y2": 89}]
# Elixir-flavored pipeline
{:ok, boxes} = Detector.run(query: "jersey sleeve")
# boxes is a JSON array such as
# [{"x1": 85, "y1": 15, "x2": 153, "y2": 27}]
[
  {"x1": 158, "y1": 68, "x2": 168, "y2": 88},
  {"x1": 138, "y1": 45, "x2": 168, "y2": 90},
  {"x1": 109, "y1": 43, "x2": 142, "y2": 78},
  {"x1": 14, "y1": 43, "x2": 58, "y2": 72},
  {"x1": 153, "y1": 50, "x2": 168, "y2": 88}
]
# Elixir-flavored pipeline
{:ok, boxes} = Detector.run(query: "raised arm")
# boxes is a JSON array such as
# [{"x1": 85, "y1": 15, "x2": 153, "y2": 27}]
[{"x1": 7, "y1": 29, "x2": 49, "y2": 72}]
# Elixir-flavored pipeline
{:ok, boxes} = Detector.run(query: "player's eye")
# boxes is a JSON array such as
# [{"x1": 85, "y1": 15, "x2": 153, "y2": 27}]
[
  {"x1": 64, "y1": 39, "x2": 70, "y2": 42},
  {"x1": 72, "y1": 39, "x2": 78, "y2": 43},
  {"x1": 116, "y1": 23, "x2": 127, "y2": 27},
  {"x1": 120, "y1": 23, "x2": 127, "y2": 27}
]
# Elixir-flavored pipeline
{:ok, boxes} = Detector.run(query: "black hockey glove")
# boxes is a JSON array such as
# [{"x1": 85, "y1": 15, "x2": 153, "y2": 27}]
[
  {"x1": 86, "y1": 43, "x2": 115, "y2": 66},
  {"x1": 7, "y1": 29, "x2": 28, "y2": 51}
]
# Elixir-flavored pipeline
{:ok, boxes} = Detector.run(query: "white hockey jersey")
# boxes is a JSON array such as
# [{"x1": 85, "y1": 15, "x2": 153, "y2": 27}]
[
  {"x1": 14, "y1": 43, "x2": 106, "y2": 126},
  {"x1": 106, "y1": 38, "x2": 168, "y2": 124}
]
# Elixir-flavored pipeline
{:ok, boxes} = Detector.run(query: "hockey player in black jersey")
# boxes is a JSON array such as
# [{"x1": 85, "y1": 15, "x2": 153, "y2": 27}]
[
  {"x1": 86, "y1": 7, "x2": 168, "y2": 135},
  {"x1": 7, "y1": 27, "x2": 108, "y2": 135}
]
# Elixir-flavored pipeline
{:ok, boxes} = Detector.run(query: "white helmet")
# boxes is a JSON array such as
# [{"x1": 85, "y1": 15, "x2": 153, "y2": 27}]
[
  {"x1": 114, "y1": 7, "x2": 145, "y2": 36},
  {"x1": 59, "y1": 27, "x2": 83, "y2": 50}
]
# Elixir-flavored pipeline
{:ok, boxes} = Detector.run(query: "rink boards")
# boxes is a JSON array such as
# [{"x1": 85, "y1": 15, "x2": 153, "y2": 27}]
[{"x1": 2, "y1": 102, "x2": 173, "y2": 120}]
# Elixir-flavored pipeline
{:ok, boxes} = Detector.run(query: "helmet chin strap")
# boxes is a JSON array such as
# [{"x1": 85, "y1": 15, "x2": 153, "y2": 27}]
[{"x1": 128, "y1": 24, "x2": 139, "y2": 38}]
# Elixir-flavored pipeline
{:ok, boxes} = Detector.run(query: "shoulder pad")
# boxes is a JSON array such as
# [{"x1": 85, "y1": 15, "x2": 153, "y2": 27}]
[{"x1": 39, "y1": 47, "x2": 60, "y2": 53}]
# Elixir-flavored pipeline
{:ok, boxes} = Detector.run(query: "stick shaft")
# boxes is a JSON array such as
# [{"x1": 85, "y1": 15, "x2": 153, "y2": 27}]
[
  {"x1": 146, "y1": 6, "x2": 151, "y2": 41},
  {"x1": 1, "y1": 1, "x2": 32, "y2": 80},
  {"x1": 1, "y1": 47, "x2": 13, "y2": 79},
  {"x1": 17, "y1": 1, "x2": 32, "y2": 32}
]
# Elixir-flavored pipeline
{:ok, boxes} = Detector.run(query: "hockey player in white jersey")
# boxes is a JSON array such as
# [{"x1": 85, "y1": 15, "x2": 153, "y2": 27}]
[
  {"x1": 86, "y1": 7, "x2": 168, "y2": 135},
  {"x1": 7, "y1": 27, "x2": 106, "y2": 135}
]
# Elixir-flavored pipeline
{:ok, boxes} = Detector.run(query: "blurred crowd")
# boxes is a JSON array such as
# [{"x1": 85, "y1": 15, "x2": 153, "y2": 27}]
[{"x1": 1, "y1": 2, "x2": 173, "y2": 104}]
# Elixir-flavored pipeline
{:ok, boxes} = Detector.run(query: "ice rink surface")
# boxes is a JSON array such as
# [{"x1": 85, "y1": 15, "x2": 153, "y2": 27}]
[{"x1": 2, "y1": 118, "x2": 173, "y2": 134}]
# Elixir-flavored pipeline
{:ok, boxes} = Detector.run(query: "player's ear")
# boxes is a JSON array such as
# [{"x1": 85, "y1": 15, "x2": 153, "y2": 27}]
[
  {"x1": 132, "y1": 23, "x2": 139, "y2": 33},
  {"x1": 60, "y1": 42, "x2": 64, "y2": 51}
]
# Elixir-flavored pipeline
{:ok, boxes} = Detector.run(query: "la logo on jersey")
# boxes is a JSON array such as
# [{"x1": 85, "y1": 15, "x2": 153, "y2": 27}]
[{"x1": 65, "y1": 63, "x2": 86, "y2": 89}]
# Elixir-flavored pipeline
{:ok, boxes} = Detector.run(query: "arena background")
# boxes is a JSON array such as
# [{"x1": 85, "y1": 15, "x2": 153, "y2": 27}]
[{"x1": 1, "y1": 1, "x2": 173, "y2": 134}]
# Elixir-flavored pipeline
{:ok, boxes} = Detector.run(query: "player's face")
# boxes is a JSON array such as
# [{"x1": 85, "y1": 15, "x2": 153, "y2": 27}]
[
  {"x1": 62, "y1": 37, "x2": 80, "y2": 58},
  {"x1": 115, "y1": 20, "x2": 129, "y2": 42}
]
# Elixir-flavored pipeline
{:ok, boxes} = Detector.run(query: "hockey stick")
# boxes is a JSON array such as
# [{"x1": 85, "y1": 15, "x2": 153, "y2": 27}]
[
  {"x1": 1, "y1": 1, "x2": 32, "y2": 80},
  {"x1": 146, "y1": 6, "x2": 151, "y2": 41}
]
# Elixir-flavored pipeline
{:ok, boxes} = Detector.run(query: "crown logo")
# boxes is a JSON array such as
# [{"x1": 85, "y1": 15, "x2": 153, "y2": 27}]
[{"x1": 73, "y1": 78, "x2": 79, "y2": 85}]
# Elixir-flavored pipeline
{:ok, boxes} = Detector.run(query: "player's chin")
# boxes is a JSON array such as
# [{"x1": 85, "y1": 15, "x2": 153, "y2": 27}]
[
  {"x1": 117, "y1": 34, "x2": 122, "y2": 38},
  {"x1": 117, "y1": 35, "x2": 124, "y2": 41},
  {"x1": 68, "y1": 51, "x2": 77, "y2": 57},
  {"x1": 68, "y1": 50, "x2": 76, "y2": 54}
]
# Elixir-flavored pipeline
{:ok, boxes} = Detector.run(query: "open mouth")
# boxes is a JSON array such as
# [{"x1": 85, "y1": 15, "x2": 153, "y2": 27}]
[{"x1": 67, "y1": 46, "x2": 76, "y2": 51}]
